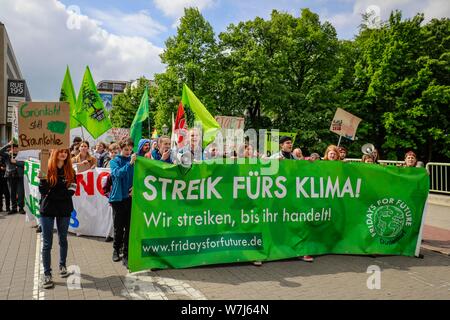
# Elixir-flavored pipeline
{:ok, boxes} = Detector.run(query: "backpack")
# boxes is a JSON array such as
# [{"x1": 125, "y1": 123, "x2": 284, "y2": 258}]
[{"x1": 101, "y1": 174, "x2": 112, "y2": 197}]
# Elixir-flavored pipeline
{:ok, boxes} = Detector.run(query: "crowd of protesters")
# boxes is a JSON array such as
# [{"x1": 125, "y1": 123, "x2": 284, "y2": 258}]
[
  {"x1": 64, "y1": 131, "x2": 424, "y2": 172},
  {"x1": 0, "y1": 132, "x2": 425, "y2": 289},
  {"x1": 65, "y1": 134, "x2": 425, "y2": 171}
]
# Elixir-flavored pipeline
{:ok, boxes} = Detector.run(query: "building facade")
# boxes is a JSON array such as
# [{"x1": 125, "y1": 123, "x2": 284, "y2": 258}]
[
  {"x1": 96, "y1": 79, "x2": 155, "y2": 112},
  {"x1": 96, "y1": 80, "x2": 130, "y2": 112},
  {"x1": 0, "y1": 22, "x2": 31, "y2": 145}
]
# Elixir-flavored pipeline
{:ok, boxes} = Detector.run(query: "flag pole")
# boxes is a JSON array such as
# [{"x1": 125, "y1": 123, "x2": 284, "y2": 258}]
[
  {"x1": 146, "y1": 85, "x2": 151, "y2": 139},
  {"x1": 171, "y1": 112, "x2": 175, "y2": 149}
]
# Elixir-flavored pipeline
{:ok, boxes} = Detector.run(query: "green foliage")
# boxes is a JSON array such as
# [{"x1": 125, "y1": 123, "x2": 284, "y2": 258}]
[
  {"x1": 153, "y1": 8, "x2": 219, "y2": 131},
  {"x1": 110, "y1": 77, "x2": 154, "y2": 138},
  {"x1": 350, "y1": 11, "x2": 450, "y2": 161},
  {"x1": 153, "y1": 69, "x2": 181, "y2": 131},
  {"x1": 113, "y1": 7, "x2": 450, "y2": 161}
]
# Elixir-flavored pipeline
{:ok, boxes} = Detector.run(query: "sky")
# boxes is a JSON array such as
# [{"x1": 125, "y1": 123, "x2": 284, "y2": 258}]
[{"x1": 0, "y1": 0, "x2": 449, "y2": 101}]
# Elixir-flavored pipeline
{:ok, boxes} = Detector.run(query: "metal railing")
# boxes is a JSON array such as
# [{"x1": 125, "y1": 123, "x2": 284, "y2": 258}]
[
  {"x1": 426, "y1": 162, "x2": 450, "y2": 195},
  {"x1": 347, "y1": 159, "x2": 450, "y2": 195},
  {"x1": 379, "y1": 160, "x2": 406, "y2": 166},
  {"x1": 345, "y1": 158, "x2": 405, "y2": 166},
  {"x1": 344, "y1": 158, "x2": 362, "y2": 163}
]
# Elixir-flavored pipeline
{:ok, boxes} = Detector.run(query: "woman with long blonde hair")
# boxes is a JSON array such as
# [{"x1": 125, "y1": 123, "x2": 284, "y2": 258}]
[
  {"x1": 323, "y1": 145, "x2": 340, "y2": 161},
  {"x1": 39, "y1": 149, "x2": 77, "y2": 289}
]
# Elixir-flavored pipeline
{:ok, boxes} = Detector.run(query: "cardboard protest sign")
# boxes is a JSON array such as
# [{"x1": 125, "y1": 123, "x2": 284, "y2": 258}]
[
  {"x1": 110, "y1": 128, "x2": 130, "y2": 142},
  {"x1": 215, "y1": 116, "x2": 245, "y2": 130},
  {"x1": 76, "y1": 162, "x2": 93, "y2": 173},
  {"x1": 18, "y1": 102, "x2": 70, "y2": 151},
  {"x1": 265, "y1": 131, "x2": 297, "y2": 157},
  {"x1": 330, "y1": 108, "x2": 362, "y2": 140}
]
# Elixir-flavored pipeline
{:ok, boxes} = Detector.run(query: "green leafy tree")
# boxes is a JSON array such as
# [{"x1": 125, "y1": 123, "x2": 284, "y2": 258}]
[
  {"x1": 110, "y1": 77, "x2": 154, "y2": 138},
  {"x1": 143, "y1": 7, "x2": 449, "y2": 161},
  {"x1": 217, "y1": 9, "x2": 339, "y2": 154},
  {"x1": 153, "y1": 69, "x2": 181, "y2": 131},
  {"x1": 351, "y1": 11, "x2": 450, "y2": 161},
  {"x1": 154, "y1": 7, "x2": 219, "y2": 130},
  {"x1": 217, "y1": 15, "x2": 276, "y2": 129}
]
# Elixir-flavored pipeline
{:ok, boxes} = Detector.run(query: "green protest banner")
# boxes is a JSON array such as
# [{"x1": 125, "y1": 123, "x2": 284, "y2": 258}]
[{"x1": 129, "y1": 158, "x2": 429, "y2": 272}]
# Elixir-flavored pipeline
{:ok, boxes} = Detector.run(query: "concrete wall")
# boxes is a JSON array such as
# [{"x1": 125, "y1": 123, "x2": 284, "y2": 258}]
[{"x1": 0, "y1": 23, "x2": 29, "y2": 145}]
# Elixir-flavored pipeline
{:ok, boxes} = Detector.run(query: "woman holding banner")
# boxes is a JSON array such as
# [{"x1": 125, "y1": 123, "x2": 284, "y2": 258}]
[
  {"x1": 403, "y1": 151, "x2": 423, "y2": 167},
  {"x1": 71, "y1": 141, "x2": 97, "y2": 173},
  {"x1": 38, "y1": 149, "x2": 77, "y2": 289},
  {"x1": 323, "y1": 145, "x2": 340, "y2": 161}
]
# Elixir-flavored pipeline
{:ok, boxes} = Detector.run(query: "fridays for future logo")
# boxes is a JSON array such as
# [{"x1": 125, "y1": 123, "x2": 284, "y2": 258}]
[{"x1": 366, "y1": 198, "x2": 413, "y2": 245}]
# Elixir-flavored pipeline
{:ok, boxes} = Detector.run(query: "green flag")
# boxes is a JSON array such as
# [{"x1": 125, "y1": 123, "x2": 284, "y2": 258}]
[
  {"x1": 181, "y1": 84, "x2": 220, "y2": 148},
  {"x1": 59, "y1": 66, "x2": 80, "y2": 128},
  {"x1": 74, "y1": 66, "x2": 112, "y2": 139},
  {"x1": 130, "y1": 87, "x2": 149, "y2": 153}
]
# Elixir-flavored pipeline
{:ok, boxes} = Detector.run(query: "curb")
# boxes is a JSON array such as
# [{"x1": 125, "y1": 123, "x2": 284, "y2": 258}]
[
  {"x1": 427, "y1": 194, "x2": 450, "y2": 207},
  {"x1": 421, "y1": 243, "x2": 450, "y2": 256}
]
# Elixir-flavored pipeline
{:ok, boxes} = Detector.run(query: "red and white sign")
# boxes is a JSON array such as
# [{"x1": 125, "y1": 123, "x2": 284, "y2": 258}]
[
  {"x1": 330, "y1": 108, "x2": 362, "y2": 140},
  {"x1": 215, "y1": 116, "x2": 245, "y2": 130}
]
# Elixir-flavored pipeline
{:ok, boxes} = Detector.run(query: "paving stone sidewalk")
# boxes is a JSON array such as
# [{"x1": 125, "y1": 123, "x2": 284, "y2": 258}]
[{"x1": 0, "y1": 212, "x2": 449, "y2": 300}]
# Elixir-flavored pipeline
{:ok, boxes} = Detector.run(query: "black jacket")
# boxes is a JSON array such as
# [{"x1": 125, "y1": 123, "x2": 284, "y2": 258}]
[
  {"x1": 0, "y1": 144, "x2": 24, "y2": 178},
  {"x1": 0, "y1": 154, "x2": 7, "y2": 179},
  {"x1": 39, "y1": 167, "x2": 77, "y2": 217}
]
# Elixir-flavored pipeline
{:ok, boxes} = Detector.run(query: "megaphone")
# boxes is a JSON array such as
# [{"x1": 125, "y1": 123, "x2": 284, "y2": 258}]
[{"x1": 361, "y1": 143, "x2": 375, "y2": 155}]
